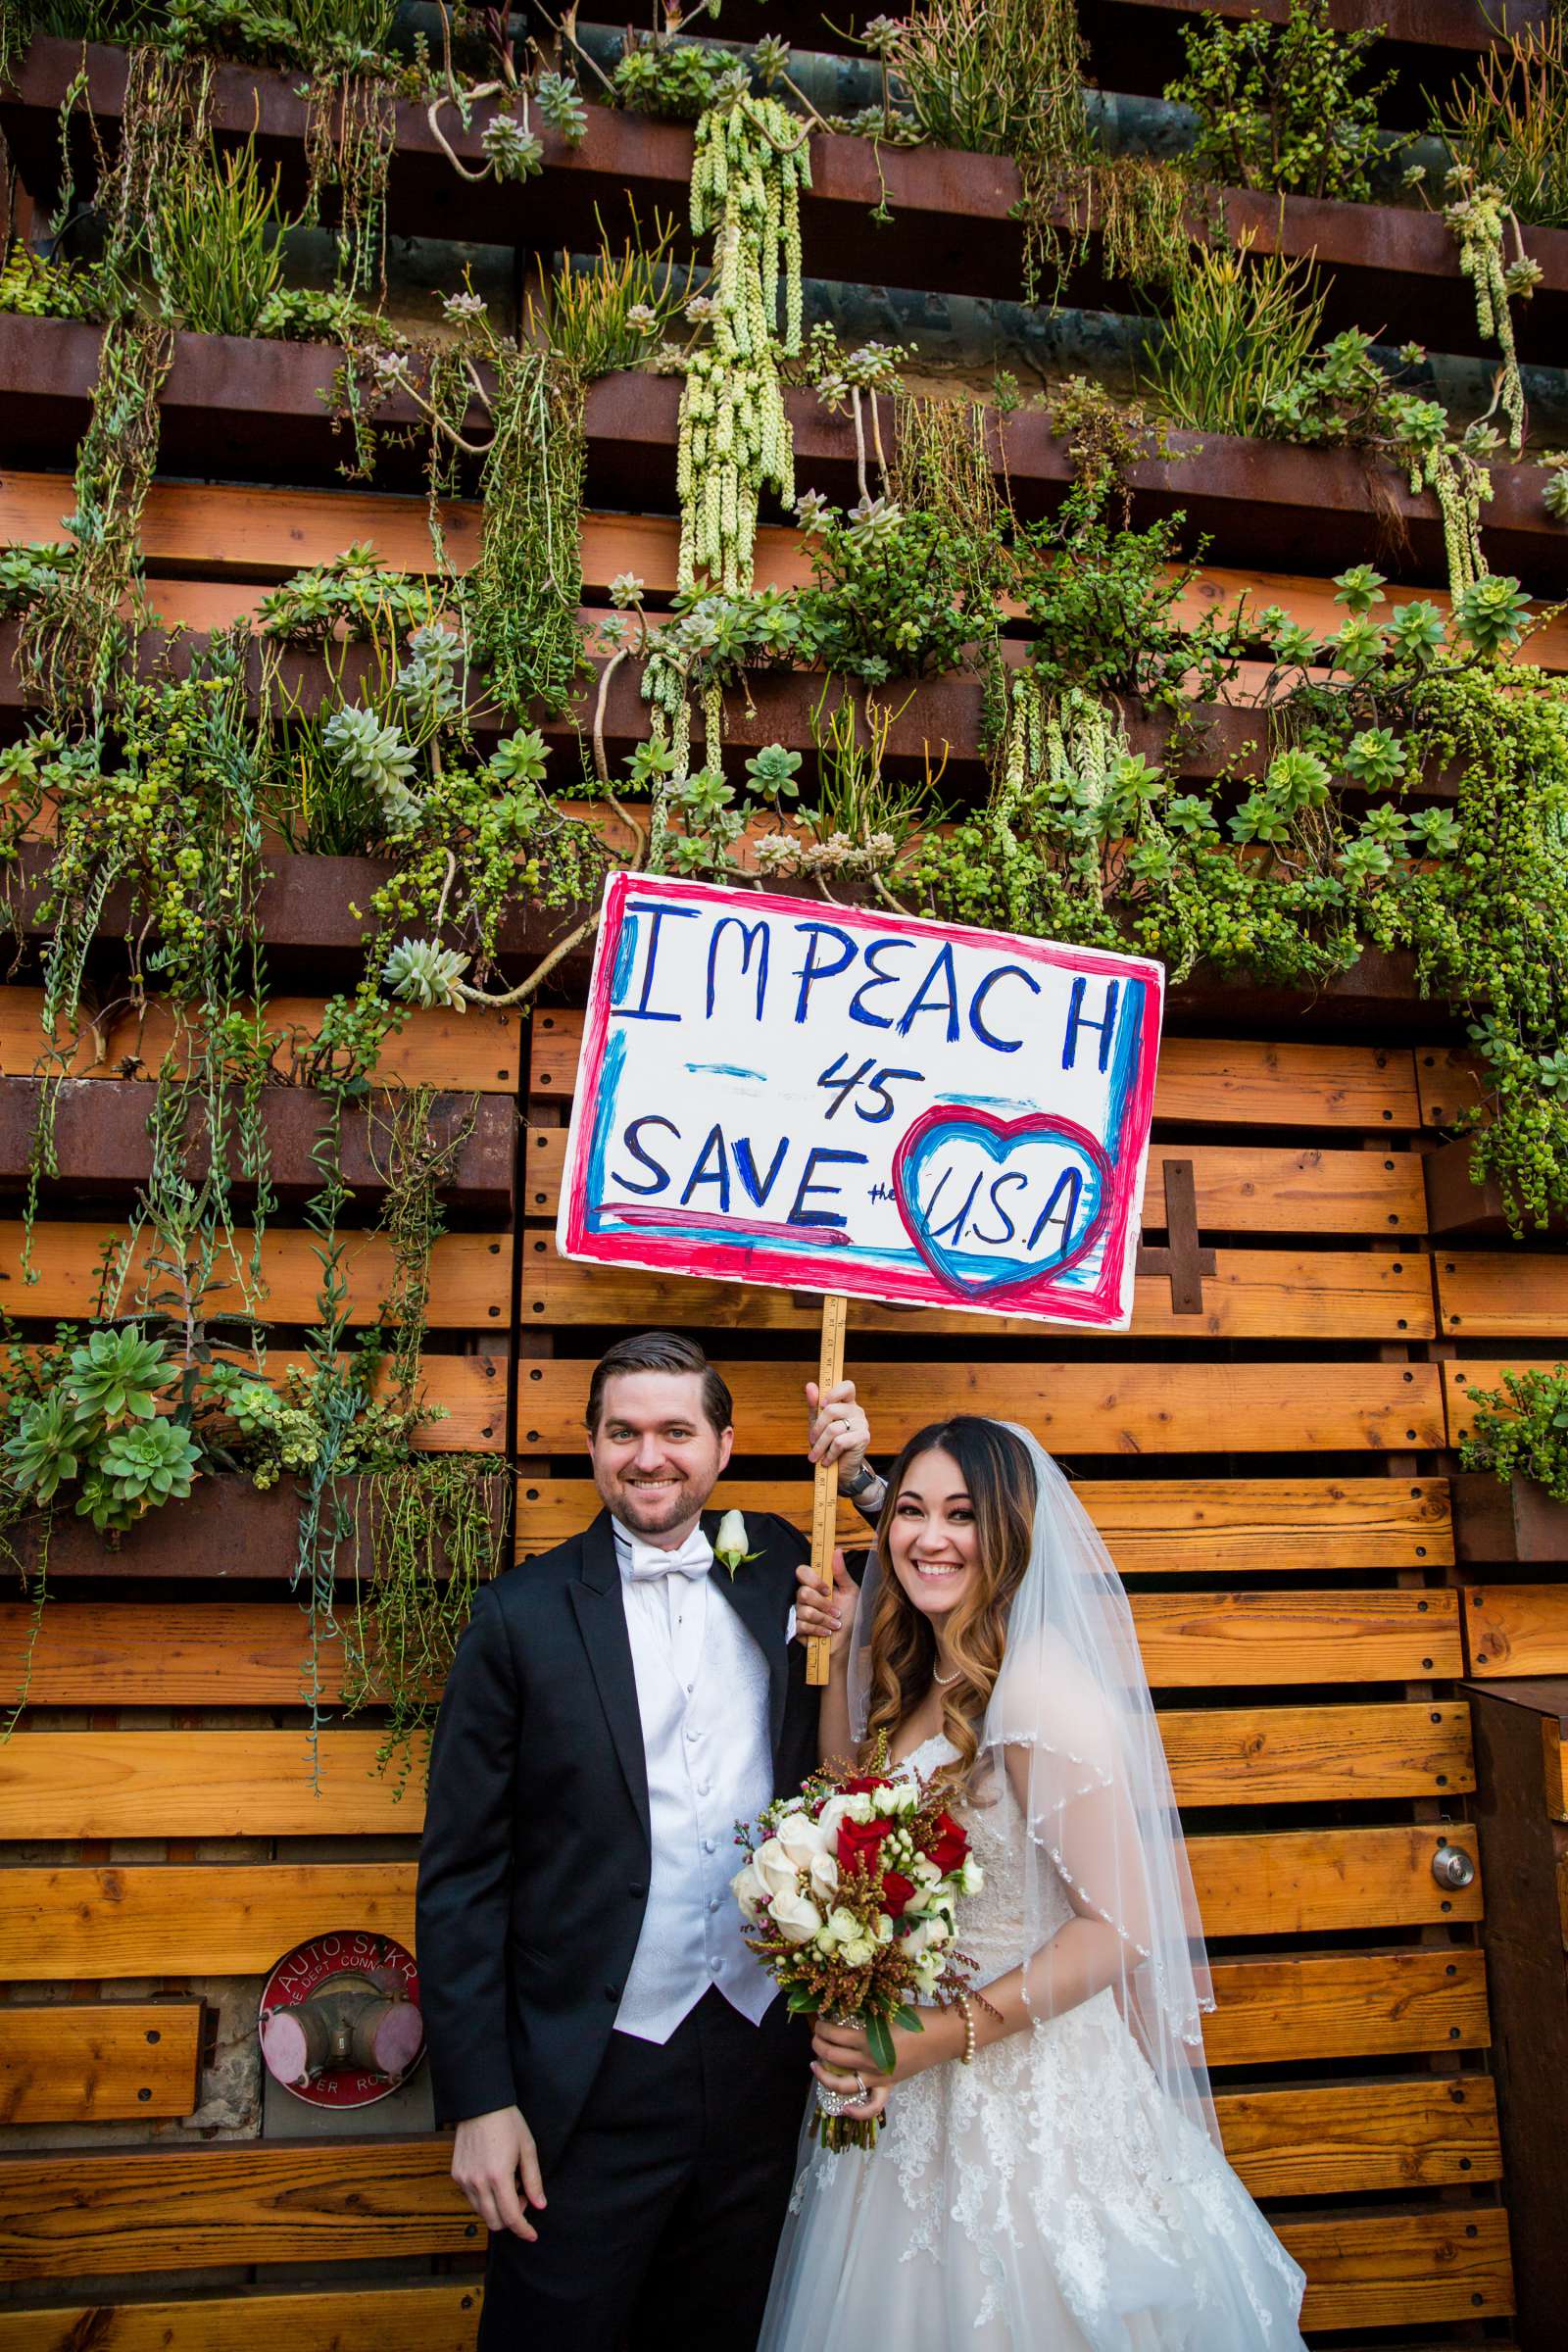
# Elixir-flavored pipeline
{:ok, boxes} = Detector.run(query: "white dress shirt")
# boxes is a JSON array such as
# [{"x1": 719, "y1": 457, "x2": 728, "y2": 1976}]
[{"x1": 611, "y1": 1517, "x2": 779, "y2": 2042}]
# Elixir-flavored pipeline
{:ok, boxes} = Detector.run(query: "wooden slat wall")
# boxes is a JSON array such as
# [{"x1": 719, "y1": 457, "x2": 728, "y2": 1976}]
[
  {"x1": 7, "y1": 467, "x2": 1568, "y2": 669},
  {"x1": 503, "y1": 979, "x2": 1515, "y2": 2345},
  {"x1": 0, "y1": 285, "x2": 1538, "y2": 2352}
]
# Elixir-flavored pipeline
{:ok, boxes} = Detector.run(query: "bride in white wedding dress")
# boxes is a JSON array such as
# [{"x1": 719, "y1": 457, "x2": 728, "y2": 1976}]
[{"x1": 761, "y1": 1417, "x2": 1307, "y2": 2352}]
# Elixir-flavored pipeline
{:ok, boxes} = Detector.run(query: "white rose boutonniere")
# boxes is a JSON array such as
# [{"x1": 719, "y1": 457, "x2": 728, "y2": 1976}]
[{"x1": 713, "y1": 1508, "x2": 761, "y2": 1579}]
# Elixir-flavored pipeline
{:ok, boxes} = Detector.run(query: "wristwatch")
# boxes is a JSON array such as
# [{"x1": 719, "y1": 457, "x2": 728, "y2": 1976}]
[{"x1": 841, "y1": 1460, "x2": 887, "y2": 1521}]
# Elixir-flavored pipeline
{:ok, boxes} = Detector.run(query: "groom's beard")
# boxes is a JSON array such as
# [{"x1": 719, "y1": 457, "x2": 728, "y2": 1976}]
[{"x1": 595, "y1": 1462, "x2": 720, "y2": 1539}]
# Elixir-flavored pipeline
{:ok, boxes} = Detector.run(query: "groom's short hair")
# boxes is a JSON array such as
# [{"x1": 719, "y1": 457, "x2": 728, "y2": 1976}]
[{"x1": 586, "y1": 1331, "x2": 734, "y2": 1436}]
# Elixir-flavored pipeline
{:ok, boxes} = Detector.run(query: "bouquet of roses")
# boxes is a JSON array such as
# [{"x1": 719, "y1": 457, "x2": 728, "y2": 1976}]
[{"x1": 731, "y1": 1749, "x2": 984, "y2": 2149}]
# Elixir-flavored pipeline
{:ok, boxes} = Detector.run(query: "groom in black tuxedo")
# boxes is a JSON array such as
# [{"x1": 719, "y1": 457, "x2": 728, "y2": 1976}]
[{"x1": 416, "y1": 1329, "x2": 884, "y2": 2349}]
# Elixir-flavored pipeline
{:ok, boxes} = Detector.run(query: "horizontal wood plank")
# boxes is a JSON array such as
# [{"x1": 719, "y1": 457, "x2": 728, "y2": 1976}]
[
  {"x1": 1129, "y1": 1587, "x2": 1461, "y2": 1683},
  {"x1": 0, "y1": 991, "x2": 522, "y2": 1092},
  {"x1": 1284, "y1": 2207, "x2": 1513, "y2": 2328},
  {"x1": 1, "y1": 1826, "x2": 1481, "y2": 1980},
  {"x1": 1203, "y1": 1948, "x2": 1490, "y2": 2067},
  {"x1": 1219, "y1": 2075, "x2": 1498, "y2": 2196},
  {"x1": 0, "y1": 1733, "x2": 427, "y2": 1838},
  {"x1": 0, "y1": 1602, "x2": 422, "y2": 1706},
  {"x1": 0, "y1": 2003, "x2": 200, "y2": 2126},
  {"x1": 12, "y1": 466, "x2": 1562, "y2": 664},
  {"x1": 0, "y1": 1703, "x2": 1470, "y2": 1835},
  {"x1": 3, "y1": 1348, "x2": 504, "y2": 1455},
  {"x1": 516, "y1": 1358, "x2": 1447, "y2": 1455},
  {"x1": 0, "y1": 1223, "x2": 508, "y2": 1329},
  {"x1": 1443, "y1": 1359, "x2": 1566, "y2": 1443},
  {"x1": 514, "y1": 1475, "x2": 1454, "y2": 1571},
  {"x1": 520, "y1": 1127, "x2": 1429, "y2": 1235},
  {"x1": 0, "y1": 2285, "x2": 485, "y2": 2352},
  {"x1": 1415, "y1": 1045, "x2": 1487, "y2": 1129},
  {"x1": 524, "y1": 1246, "x2": 1437, "y2": 1342},
  {"x1": 1462, "y1": 1585, "x2": 1568, "y2": 1678},
  {"x1": 1155, "y1": 1701, "x2": 1473, "y2": 1805},
  {"x1": 0, "y1": 2141, "x2": 469, "y2": 2279},
  {"x1": 3, "y1": 1584, "x2": 1460, "y2": 1705},
  {"x1": 1437, "y1": 1252, "x2": 1568, "y2": 1341},
  {"x1": 0, "y1": 2088, "x2": 1499, "y2": 2278},
  {"x1": 528, "y1": 1010, "x2": 1422, "y2": 1129},
  {"x1": 1190, "y1": 1825, "x2": 1483, "y2": 1936},
  {"x1": 0, "y1": 1866, "x2": 420, "y2": 1981}
]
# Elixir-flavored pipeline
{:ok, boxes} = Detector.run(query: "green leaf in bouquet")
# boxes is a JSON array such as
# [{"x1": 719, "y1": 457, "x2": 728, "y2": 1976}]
[
  {"x1": 894, "y1": 2004, "x2": 924, "y2": 2034},
  {"x1": 787, "y1": 1989, "x2": 821, "y2": 2015},
  {"x1": 864, "y1": 2012, "x2": 897, "y2": 2075}
]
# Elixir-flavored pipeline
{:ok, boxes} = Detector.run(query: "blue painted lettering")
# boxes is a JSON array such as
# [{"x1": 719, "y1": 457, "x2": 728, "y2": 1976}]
[
  {"x1": 969, "y1": 962, "x2": 1040, "y2": 1054},
  {"x1": 616, "y1": 903, "x2": 700, "y2": 1023},
  {"x1": 788, "y1": 1147, "x2": 868, "y2": 1229},
  {"x1": 706, "y1": 915, "x2": 770, "y2": 1021},
  {"x1": 971, "y1": 1169, "x2": 1028, "y2": 1247},
  {"x1": 1062, "y1": 975, "x2": 1120, "y2": 1072},
  {"x1": 898, "y1": 944, "x2": 960, "y2": 1041},
  {"x1": 792, "y1": 921, "x2": 858, "y2": 1023},
  {"x1": 680, "y1": 1123, "x2": 731, "y2": 1211},
  {"x1": 733, "y1": 1135, "x2": 788, "y2": 1207},
  {"x1": 612, "y1": 1116, "x2": 677, "y2": 1196},
  {"x1": 847, "y1": 937, "x2": 913, "y2": 1030},
  {"x1": 1027, "y1": 1167, "x2": 1084, "y2": 1251}
]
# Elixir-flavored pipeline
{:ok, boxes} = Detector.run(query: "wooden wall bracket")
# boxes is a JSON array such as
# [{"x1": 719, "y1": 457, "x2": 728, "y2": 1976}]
[{"x1": 1136, "y1": 1158, "x2": 1215, "y2": 1314}]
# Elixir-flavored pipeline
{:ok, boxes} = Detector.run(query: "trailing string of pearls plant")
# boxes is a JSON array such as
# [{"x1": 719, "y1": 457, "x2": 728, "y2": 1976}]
[{"x1": 647, "y1": 85, "x2": 810, "y2": 821}]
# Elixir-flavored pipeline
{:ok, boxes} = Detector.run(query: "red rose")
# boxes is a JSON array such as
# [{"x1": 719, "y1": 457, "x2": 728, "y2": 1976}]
[
  {"x1": 926, "y1": 1812, "x2": 969, "y2": 1876},
  {"x1": 840, "y1": 1775, "x2": 893, "y2": 1798},
  {"x1": 882, "y1": 1870, "x2": 915, "y2": 1919},
  {"x1": 837, "y1": 1815, "x2": 892, "y2": 1881}
]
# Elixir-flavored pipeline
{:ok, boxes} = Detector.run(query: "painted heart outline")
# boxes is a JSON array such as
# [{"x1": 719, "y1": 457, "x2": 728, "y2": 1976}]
[{"x1": 892, "y1": 1104, "x2": 1114, "y2": 1300}]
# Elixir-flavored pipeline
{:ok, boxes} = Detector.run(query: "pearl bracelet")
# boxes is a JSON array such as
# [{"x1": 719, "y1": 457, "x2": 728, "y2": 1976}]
[{"x1": 956, "y1": 1991, "x2": 976, "y2": 2066}]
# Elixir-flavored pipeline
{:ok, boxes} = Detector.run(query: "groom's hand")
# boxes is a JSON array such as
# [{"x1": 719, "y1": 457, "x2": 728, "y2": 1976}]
[
  {"x1": 451, "y1": 2105, "x2": 546, "y2": 2240},
  {"x1": 795, "y1": 1549, "x2": 856, "y2": 1660}
]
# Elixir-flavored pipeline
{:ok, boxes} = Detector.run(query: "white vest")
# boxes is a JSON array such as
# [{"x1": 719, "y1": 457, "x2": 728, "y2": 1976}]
[{"x1": 612, "y1": 1521, "x2": 779, "y2": 2042}]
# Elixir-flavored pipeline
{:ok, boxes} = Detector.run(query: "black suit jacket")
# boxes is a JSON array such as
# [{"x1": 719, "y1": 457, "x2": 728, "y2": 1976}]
[{"x1": 416, "y1": 1506, "x2": 816, "y2": 2164}]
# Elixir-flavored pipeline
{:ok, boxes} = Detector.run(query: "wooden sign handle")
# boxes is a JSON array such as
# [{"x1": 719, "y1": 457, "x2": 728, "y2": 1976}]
[{"x1": 807, "y1": 1291, "x2": 849, "y2": 1689}]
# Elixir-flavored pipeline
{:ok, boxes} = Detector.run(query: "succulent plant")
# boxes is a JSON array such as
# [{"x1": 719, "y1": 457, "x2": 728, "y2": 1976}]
[
  {"x1": 2, "y1": 1393, "x2": 83, "y2": 1504},
  {"x1": 324, "y1": 705, "x2": 423, "y2": 826},
  {"x1": 66, "y1": 1327, "x2": 172, "y2": 1428},
  {"x1": 381, "y1": 936, "x2": 471, "y2": 1010}
]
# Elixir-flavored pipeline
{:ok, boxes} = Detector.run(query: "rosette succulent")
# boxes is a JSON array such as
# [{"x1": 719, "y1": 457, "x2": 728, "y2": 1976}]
[{"x1": 382, "y1": 936, "x2": 471, "y2": 1010}]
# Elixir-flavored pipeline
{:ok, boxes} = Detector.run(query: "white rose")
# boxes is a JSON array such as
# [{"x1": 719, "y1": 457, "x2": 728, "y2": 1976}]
[
  {"x1": 816, "y1": 1793, "x2": 852, "y2": 1838},
  {"x1": 808, "y1": 1849, "x2": 840, "y2": 1901},
  {"x1": 912, "y1": 1853, "x2": 941, "y2": 1885},
  {"x1": 753, "y1": 1838, "x2": 796, "y2": 1901},
  {"x1": 731, "y1": 1861, "x2": 768, "y2": 1923},
  {"x1": 776, "y1": 1813, "x2": 829, "y2": 1866},
  {"x1": 840, "y1": 1934, "x2": 877, "y2": 1968},
  {"x1": 715, "y1": 1508, "x2": 749, "y2": 1564},
  {"x1": 770, "y1": 1886, "x2": 823, "y2": 1945},
  {"x1": 845, "y1": 1791, "x2": 878, "y2": 1824},
  {"x1": 888, "y1": 1781, "x2": 919, "y2": 1816},
  {"x1": 817, "y1": 1904, "x2": 860, "y2": 1952},
  {"x1": 958, "y1": 1857, "x2": 985, "y2": 1895},
  {"x1": 913, "y1": 1954, "x2": 944, "y2": 1997},
  {"x1": 900, "y1": 1919, "x2": 930, "y2": 1958},
  {"x1": 876, "y1": 1912, "x2": 895, "y2": 1943},
  {"x1": 923, "y1": 1914, "x2": 953, "y2": 1948}
]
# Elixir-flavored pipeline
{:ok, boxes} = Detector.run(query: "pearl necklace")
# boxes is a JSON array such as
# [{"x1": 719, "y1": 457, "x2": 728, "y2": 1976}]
[{"x1": 933, "y1": 1663, "x2": 961, "y2": 1687}]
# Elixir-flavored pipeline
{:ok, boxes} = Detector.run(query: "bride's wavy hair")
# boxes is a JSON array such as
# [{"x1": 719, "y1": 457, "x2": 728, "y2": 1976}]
[{"x1": 860, "y1": 1416, "x2": 1037, "y2": 1790}]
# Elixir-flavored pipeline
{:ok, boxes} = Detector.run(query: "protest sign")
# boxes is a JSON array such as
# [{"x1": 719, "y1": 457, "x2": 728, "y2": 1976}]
[{"x1": 557, "y1": 873, "x2": 1164, "y2": 1331}]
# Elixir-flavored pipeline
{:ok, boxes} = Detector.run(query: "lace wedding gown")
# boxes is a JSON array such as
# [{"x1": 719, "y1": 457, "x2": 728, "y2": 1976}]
[{"x1": 759, "y1": 1734, "x2": 1307, "y2": 2352}]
